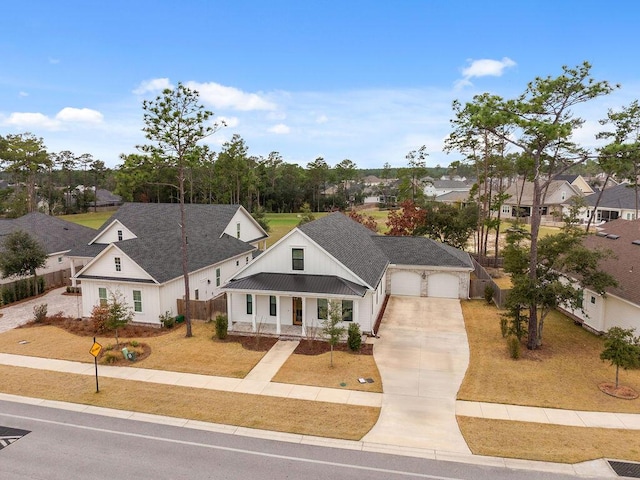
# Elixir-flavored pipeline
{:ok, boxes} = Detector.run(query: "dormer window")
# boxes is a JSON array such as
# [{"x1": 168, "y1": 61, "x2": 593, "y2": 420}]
[
  {"x1": 292, "y1": 248, "x2": 304, "y2": 271},
  {"x1": 114, "y1": 257, "x2": 121, "y2": 272},
  {"x1": 117, "y1": 230, "x2": 123, "y2": 241}
]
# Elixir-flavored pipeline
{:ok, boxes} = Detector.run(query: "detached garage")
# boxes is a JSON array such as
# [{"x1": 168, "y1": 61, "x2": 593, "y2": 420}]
[{"x1": 373, "y1": 236, "x2": 473, "y2": 299}]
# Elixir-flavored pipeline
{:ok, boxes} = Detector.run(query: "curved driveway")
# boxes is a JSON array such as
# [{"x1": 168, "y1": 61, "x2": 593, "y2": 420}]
[{"x1": 363, "y1": 296, "x2": 471, "y2": 454}]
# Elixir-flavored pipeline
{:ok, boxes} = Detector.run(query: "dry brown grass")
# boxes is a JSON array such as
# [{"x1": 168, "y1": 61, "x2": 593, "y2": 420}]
[
  {"x1": 490, "y1": 275, "x2": 512, "y2": 289},
  {"x1": 0, "y1": 365, "x2": 379, "y2": 440},
  {"x1": 458, "y1": 416, "x2": 640, "y2": 463},
  {"x1": 0, "y1": 322, "x2": 267, "y2": 378},
  {"x1": 459, "y1": 300, "x2": 640, "y2": 413},
  {"x1": 272, "y1": 351, "x2": 382, "y2": 393}
]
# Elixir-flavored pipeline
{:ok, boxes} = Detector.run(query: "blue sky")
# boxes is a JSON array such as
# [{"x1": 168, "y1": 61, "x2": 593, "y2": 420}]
[{"x1": 2, "y1": 1, "x2": 639, "y2": 169}]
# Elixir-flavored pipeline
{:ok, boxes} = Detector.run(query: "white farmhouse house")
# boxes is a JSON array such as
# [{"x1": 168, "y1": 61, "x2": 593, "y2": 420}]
[
  {"x1": 69, "y1": 203, "x2": 267, "y2": 324},
  {"x1": 559, "y1": 219, "x2": 640, "y2": 333},
  {"x1": 223, "y1": 213, "x2": 473, "y2": 336}
]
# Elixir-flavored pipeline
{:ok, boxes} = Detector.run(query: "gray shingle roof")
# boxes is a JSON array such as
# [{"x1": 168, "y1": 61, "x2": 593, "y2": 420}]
[
  {"x1": 0, "y1": 212, "x2": 96, "y2": 254},
  {"x1": 372, "y1": 236, "x2": 474, "y2": 268},
  {"x1": 79, "y1": 230, "x2": 254, "y2": 284},
  {"x1": 299, "y1": 213, "x2": 389, "y2": 288},
  {"x1": 582, "y1": 219, "x2": 640, "y2": 306},
  {"x1": 225, "y1": 272, "x2": 368, "y2": 297},
  {"x1": 96, "y1": 202, "x2": 243, "y2": 239},
  {"x1": 585, "y1": 183, "x2": 639, "y2": 209}
]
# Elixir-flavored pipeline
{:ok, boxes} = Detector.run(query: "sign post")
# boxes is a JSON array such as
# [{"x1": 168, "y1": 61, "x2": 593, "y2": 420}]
[{"x1": 89, "y1": 337, "x2": 102, "y2": 393}]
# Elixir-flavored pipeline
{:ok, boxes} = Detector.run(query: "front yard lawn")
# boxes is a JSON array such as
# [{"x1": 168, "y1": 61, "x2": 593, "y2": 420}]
[{"x1": 459, "y1": 300, "x2": 640, "y2": 413}]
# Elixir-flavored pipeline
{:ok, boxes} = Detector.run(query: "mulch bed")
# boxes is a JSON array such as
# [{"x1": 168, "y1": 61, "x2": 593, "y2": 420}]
[
  {"x1": 293, "y1": 339, "x2": 373, "y2": 356},
  {"x1": 599, "y1": 382, "x2": 639, "y2": 400},
  {"x1": 223, "y1": 334, "x2": 278, "y2": 352},
  {"x1": 18, "y1": 314, "x2": 173, "y2": 338}
]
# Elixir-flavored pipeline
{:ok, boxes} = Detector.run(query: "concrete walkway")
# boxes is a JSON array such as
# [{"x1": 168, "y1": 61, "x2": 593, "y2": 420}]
[
  {"x1": 0, "y1": 348, "x2": 382, "y2": 408},
  {"x1": 363, "y1": 297, "x2": 471, "y2": 453}
]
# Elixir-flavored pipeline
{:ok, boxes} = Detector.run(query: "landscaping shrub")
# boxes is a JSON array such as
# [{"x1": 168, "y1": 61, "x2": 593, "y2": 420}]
[
  {"x1": 484, "y1": 284, "x2": 495, "y2": 305},
  {"x1": 159, "y1": 311, "x2": 175, "y2": 328},
  {"x1": 33, "y1": 303, "x2": 48, "y2": 323},
  {"x1": 215, "y1": 314, "x2": 228, "y2": 340},
  {"x1": 347, "y1": 323, "x2": 362, "y2": 351},
  {"x1": 102, "y1": 351, "x2": 120, "y2": 364},
  {"x1": 507, "y1": 335, "x2": 520, "y2": 360},
  {"x1": 129, "y1": 340, "x2": 139, "y2": 347}
]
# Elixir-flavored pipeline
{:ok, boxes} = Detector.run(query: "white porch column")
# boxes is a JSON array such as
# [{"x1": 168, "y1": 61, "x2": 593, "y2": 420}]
[
  {"x1": 251, "y1": 293, "x2": 256, "y2": 332},
  {"x1": 276, "y1": 295, "x2": 281, "y2": 335},
  {"x1": 353, "y1": 300, "x2": 358, "y2": 327},
  {"x1": 227, "y1": 292, "x2": 234, "y2": 331},
  {"x1": 301, "y1": 297, "x2": 307, "y2": 337},
  {"x1": 70, "y1": 260, "x2": 77, "y2": 287}
]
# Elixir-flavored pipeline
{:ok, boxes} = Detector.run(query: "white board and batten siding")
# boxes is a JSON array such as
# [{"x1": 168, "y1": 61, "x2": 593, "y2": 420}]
[
  {"x1": 223, "y1": 208, "x2": 266, "y2": 246},
  {"x1": 235, "y1": 230, "x2": 366, "y2": 286},
  {"x1": 91, "y1": 220, "x2": 136, "y2": 244}
]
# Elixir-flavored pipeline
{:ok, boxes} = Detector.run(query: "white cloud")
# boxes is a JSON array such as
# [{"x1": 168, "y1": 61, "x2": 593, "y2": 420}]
[
  {"x1": 456, "y1": 57, "x2": 516, "y2": 89},
  {"x1": 186, "y1": 81, "x2": 276, "y2": 111},
  {"x1": 316, "y1": 114, "x2": 328, "y2": 124},
  {"x1": 4, "y1": 112, "x2": 59, "y2": 129},
  {"x1": 268, "y1": 123, "x2": 290, "y2": 134},
  {"x1": 133, "y1": 78, "x2": 173, "y2": 95},
  {"x1": 55, "y1": 107, "x2": 103, "y2": 123},
  {"x1": 18, "y1": 91, "x2": 29, "y2": 97},
  {"x1": 48, "y1": 57, "x2": 60, "y2": 64},
  {"x1": 217, "y1": 116, "x2": 239, "y2": 128}
]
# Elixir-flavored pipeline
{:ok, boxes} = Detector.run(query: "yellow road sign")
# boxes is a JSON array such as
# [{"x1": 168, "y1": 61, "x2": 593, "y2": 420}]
[{"x1": 90, "y1": 342, "x2": 102, "y2": 358}]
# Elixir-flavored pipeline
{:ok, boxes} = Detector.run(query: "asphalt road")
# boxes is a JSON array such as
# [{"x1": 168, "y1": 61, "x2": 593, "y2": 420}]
[{"x1": 0, "y1": 400, "x2": 593, "y2": 480}]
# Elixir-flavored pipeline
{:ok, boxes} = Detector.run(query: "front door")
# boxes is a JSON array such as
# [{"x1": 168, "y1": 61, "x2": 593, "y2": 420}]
[{"x1": 292, "y1": 297, "x2": 302, "y2": 325}]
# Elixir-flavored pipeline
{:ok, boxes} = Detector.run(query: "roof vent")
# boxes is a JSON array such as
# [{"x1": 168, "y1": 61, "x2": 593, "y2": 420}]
[
  {"x1": 606, "y1": 234, "x2": 620, "y2": 240},
  {"x1": 596, "y1": 232, "x2": 608, "y2": 237}
]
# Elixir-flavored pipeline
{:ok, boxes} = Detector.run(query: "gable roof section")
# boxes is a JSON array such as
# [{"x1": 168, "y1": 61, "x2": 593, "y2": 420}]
[
  {"x1": 581, "y1": 219, "x2": 640, "y2": 306},
  {"x1": 93, "y1": 203, "x2": 242, "y2": 240},
  {"x1": 0, "y1": 212, "x2": 96, "y2": 254},
  {"x1": 372, "y1": 236, "x2": 473, "y2": 269},
  {"x1": 585, "y1": 183, "x2": 639, "y2": 209},
  {"x1": 503, "y1": 180, "x2": 580, "y2": 205},
  {"x1": 79, "y1": 230, "x2": 253, "y2": 284},
  {"x1": 298, "y1": 213, "x2": 389, "y2": 288}
]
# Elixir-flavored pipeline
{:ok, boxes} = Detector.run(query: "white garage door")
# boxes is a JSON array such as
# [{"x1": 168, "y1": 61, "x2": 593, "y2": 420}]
[
  {"x1": 390, "y1": 271, "x2": 422, "y2": 296},
  {"x1": 427, "y1": 273, "x2": 460, "y2": 298}
]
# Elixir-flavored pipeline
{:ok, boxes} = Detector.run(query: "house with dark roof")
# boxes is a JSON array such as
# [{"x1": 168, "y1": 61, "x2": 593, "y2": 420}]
[
  {"x1": 0, "y1": 212, "x2": 96, "y2": 286},
  {"x1": 559, "y1": 219, "x2": 640, "y2": 333},
  {"x1": 69, "y1": 203, "x2": 268, "y2": 325},
  {"x1": 552, "y1": 174, "x2": 594, "y2": 195},
  {"x1": 579, "y1": 183, "x2": 640, "y2": 223},
  {"x1": 223, "y1": 213, "x2": 473, "y2": 335}
]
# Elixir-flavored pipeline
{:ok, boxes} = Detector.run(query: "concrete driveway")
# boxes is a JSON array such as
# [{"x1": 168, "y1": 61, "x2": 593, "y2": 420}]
[
  {"x1": 0, "y1": 287, "x2": 83, "y2": 334},
  {"x1": 362, "y1": 296, "x2": 471, "y2": 454}
]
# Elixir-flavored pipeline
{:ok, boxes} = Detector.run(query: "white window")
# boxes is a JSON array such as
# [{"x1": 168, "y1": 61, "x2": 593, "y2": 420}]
[
  {"x1": 216, "y1": 268, "x2": 221, "y2": 287},
  {"x1": 57, "y1": 256, "x2": 63, "y2": 264},
  {"x1": 317, "y1": 298, "x2": 327, "y2": 320},
  {"x1": 98, "y1": 288, "x2": 108, "y2": 306},
  {"x1": 501, "y1": 205, "x2": 511, "y2": 215},
  {"x1": 342, "y1": 300, "x2": 353, "y2": 322},
  {"x1": 246, "y1": 256, "x2": 249, "y2": 264},
  {"x1": 292, "y1": 248, "x2": 304, "y2": 271},
  {"x1": 194, "y1": 289, "x2": 199, "y2": 300},
  {"x1": 117, "y1": 230, "x2": 123, "y2": 241},
  {"x1": 236, "y1": 222, "x2": 241, "y2": 239},
  {"x1": 114, "y1": 257, "x2": 121, "y2": 272},
  {"x1": 133, "y1": 290, "x2": 142, "y2": 312},
  {"x1": 561, "y1": 191, "x2": 566, "y2": 201}
]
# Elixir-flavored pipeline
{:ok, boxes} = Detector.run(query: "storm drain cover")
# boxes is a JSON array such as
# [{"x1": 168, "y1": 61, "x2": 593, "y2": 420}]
[
  {"x1": 0, "y1": 426, "x2": 30, "y2": 450},
  {"x1": 609, "y1": 460, "x2": 640, "y2": 478}
]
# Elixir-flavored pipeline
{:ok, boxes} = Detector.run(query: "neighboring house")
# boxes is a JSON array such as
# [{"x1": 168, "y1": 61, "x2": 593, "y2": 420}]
[
  {"x1": 559, "y1": 219, "x2": 640, "y2": 333},
  {"x1": 424, "y1": 180, "x2": 470, "y2": 198},
  {"x1": 0, "y1": 212, "x2": 96, "y2": 285},
  {"x1": 434, "y1": 190, "x2": 470, "y2": 206},
  {"x1": 579, "y1": 183, "x2": 640, "y2": 223},
  {"x1": 552, "y1": 174, "x2": 594, "y2": 195},
  {"x1": 94, "y1": 189, "x2": 123, "y2": 208},
  {"x1": 223, "y1": 213, "x2": 473, "y2": 335},
  {"x1": 500, "y1": 180, "x2": 582, "y2": 221},
  {"x1": 69, "y1": 203, "x2": 268, "y2": 325}
]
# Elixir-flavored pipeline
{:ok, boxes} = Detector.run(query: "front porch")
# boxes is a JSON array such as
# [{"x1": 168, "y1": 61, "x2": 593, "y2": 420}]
[{"x1": 230, "y1": 321, "x2": 322, "y2": 339}]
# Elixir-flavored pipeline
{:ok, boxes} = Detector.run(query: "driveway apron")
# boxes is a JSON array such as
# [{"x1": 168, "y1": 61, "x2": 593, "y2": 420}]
[{"x1": 362, "y1": 296, "x2": 471, "y2": 454}]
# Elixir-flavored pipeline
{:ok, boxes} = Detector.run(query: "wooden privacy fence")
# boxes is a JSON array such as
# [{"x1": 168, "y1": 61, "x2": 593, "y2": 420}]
[
  {"x1": 177, "y1": 294, "x2": 227, "y2": 320},
  {"x1": 1, "y1": 268, "x2": 72, "y2": 292},
  {"x1": 469, "y1": 257, "x2": 510, "y2": 308}
]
